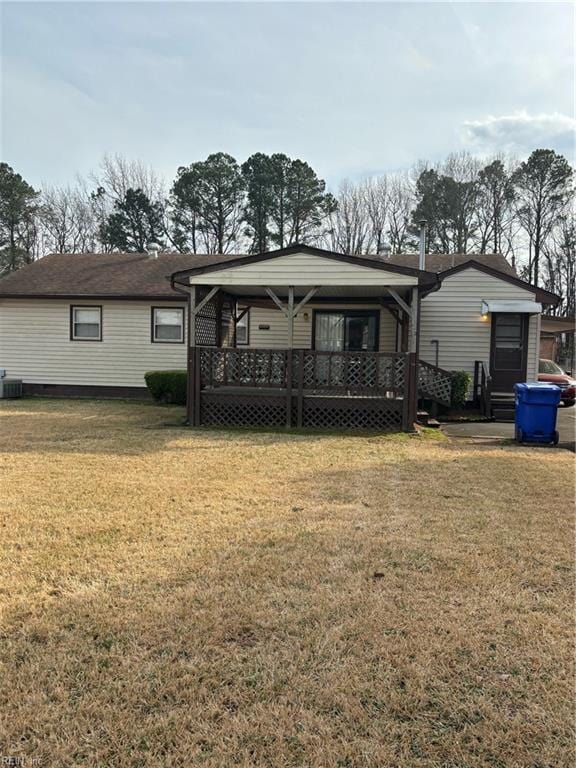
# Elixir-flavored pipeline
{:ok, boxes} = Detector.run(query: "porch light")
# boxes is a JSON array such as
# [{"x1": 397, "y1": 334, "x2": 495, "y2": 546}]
[{"x1": 481, "y1": 301, "x2": 490, "y2": 320}]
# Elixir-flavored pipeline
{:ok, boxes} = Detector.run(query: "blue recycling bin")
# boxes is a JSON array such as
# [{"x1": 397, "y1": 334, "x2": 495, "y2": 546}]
[{"x1": 514, "y1": 382, "x2": 561, "y2": 445}]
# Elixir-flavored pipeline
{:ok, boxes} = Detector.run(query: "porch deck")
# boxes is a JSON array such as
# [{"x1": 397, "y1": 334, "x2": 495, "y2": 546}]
[
  {"x1": 190, "y1": 347, "x2": 419, "y2": 431},
  {"x1": 202, "y1": 386, "x2": 402, "y2": 399}
]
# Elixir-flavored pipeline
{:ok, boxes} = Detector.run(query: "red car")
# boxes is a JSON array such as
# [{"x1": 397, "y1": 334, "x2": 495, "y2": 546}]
[{"x1": 538, "y1": 359, "x2": 576, "y2": 406}]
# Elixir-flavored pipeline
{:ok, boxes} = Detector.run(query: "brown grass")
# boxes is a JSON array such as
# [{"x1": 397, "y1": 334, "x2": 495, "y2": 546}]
[{"x1": 0, "y1": 398, "x2": 574, "y2": 767}]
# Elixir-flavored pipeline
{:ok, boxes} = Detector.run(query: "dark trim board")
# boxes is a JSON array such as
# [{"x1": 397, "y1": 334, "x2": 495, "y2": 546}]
[
  {"x1": 0, "y1": 293, "x2": 187, "y2": 302},
  {"x1": 230, "y1": 296, "x2": 410, "y2": 306},
  {"x1": 22, "y1": 383, "x2": 151, "y2": 400}
]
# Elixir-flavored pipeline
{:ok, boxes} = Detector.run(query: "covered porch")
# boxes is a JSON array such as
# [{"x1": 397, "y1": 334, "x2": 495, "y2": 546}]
[{"x1": 171, "y1": 246, "x2": 443, "y2": 432}]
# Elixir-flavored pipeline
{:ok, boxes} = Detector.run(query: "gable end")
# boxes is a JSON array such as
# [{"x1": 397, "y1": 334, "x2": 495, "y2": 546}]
[{"x1": 439, "y1": 260, "x2": 560, "y2": 306}]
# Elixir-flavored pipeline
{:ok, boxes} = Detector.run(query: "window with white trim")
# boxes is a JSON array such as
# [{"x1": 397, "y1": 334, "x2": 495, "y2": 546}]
[
  {"x1": 152, "y1": 307, "x2": 184, "y2": 343},
  {"x1": 236, "y1": 309, "x2": 249, "y2": 345},
  {"x1": 71, "y1": 306, "x2": 102, "y2": 341}
]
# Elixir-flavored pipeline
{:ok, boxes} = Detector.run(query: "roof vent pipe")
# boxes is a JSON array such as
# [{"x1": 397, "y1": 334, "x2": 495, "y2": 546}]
[
  {"x1": 146, "y1": 242, "x2": 161, "y2": 259},
  {"x1": 377, "y1": 242, "x2": 392, "y2": 259},
  {"x1": 418, "y1": 220, "x2": 427, "y2": 270}
]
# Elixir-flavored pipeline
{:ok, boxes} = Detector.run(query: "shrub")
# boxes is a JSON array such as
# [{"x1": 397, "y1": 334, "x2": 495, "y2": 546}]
[
  {"x1": 144, "y1": 370, "x2": 187, "y2": 405},
  {"x1": 450, "y1": 370, "x2": 471, "y2": 408}
]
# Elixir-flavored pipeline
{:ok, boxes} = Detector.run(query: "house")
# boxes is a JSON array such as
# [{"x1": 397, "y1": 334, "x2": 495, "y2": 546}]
[
  {"x1": 0, "y1": 244, "x2": 559, "y2": 430},
  {"x1": 539, "y1": 315, "x2": 575, "y2": 372}
]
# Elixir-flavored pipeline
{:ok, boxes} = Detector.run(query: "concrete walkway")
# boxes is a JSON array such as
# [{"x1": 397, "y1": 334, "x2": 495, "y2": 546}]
[{"x1": 442, "y1": 405, "x2": 575, "y2": 449}]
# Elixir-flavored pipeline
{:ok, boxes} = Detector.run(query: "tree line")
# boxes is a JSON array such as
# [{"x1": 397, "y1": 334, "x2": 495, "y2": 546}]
[{"x1": 0, "y1": 148, "x2": 573, "y2": 316}]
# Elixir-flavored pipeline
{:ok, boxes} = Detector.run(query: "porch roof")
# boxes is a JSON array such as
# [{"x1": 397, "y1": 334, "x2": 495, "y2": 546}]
[{"x1": 171, "y1": 245, "x2": 439, "y2": 294}]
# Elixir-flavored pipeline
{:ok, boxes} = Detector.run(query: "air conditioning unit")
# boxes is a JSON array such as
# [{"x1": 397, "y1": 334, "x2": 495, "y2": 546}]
[{"x1": 0, "y1": 379, "x2": 22, "y2": 399}]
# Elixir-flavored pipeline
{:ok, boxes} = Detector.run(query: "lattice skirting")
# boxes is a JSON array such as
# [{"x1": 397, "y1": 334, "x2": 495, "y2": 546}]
[
  {"x1": 199, "y1": 393, "x2": 403, "y2": 431},
  {"x1": 299, "y1": 397, "x2": 403, "y2": 431},
  {"x1": 200, "y1": 393, "x2": 287, "y2": 427}
]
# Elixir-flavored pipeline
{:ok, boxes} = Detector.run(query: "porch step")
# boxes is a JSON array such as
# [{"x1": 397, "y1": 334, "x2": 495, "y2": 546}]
[
  {"x1": 491, "y1": 394, "x2": 516, "y2": 423},
  {"x1": 417, "y1": 410, "x2": 441, "y2": 429},
  {"x1": 492, "y1": 407, "x2": 516, "y2": 422}
]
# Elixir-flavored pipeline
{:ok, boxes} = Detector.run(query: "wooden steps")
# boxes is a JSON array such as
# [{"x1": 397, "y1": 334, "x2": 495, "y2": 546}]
[
  {"x1": 417, "y1": 410, "x2": 441, "y2": 429},
  {"x1": 491, "y1": 393, "x2": 516, "y2": 422}
]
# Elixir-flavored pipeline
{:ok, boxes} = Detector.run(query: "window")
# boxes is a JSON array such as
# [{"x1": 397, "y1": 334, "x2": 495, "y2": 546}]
[
  {"x1": 314, "y1": 311, "x2": 378, "y2": 352},
  {"x1": 539, "y1": 359, "x2": 564, "y2": 375},
  {"x1": 493, "y1": 313, "x2": 524, "y2": 370},
  {"x1": 236, "y1": 309, "x2": 249, "y2": 345},
  {"x1": 152, "y1": 307, "x2": 184, "y2": 343},
  {"x1": 71, "y1": 306, "x2": 102, "y2": 341}
]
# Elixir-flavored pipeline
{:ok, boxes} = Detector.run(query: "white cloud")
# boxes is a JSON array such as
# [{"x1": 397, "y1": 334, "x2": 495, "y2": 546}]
[{"x1": 461, "y1": 112, "x2": 575, "y2": 160}]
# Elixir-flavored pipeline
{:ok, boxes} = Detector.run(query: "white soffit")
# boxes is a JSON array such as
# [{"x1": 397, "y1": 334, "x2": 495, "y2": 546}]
[{"x1": 481, "y1": 300, "x2": 542, "y2": 315}]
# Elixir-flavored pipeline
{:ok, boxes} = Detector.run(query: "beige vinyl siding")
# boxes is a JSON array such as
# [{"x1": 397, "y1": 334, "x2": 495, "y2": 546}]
[
  {"x1": 0, "y1": 300, "x2": 187, "y2": 387},
  {"x1": 245, "y1": 304, "x2": 397, "y2": 352},
  {"x1": 419, "y1": 267, "x2": 540, "y2": 395},
  {"x1": 379, "y1": 309, "x2": 397, "y2": 353},
  {"x1": 189, "y1": 252, "x2": 418, "y2": 287}
]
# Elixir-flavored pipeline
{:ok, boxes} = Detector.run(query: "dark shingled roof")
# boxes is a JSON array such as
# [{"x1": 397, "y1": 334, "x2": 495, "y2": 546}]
[
  {"x1": 0, "y1": 252, "x2": 246, "y2": 299},
  {"x1": 384, "y1": 252, "x2": 518, "y2": 276},
  {"x1": 0, "y1": 249, "x2": 517, "y2": 299}
]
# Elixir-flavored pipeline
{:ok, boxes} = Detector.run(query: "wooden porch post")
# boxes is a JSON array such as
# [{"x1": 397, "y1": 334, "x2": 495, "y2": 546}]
[
  {"x1": 187, "y1": 285, "x2": 220, "y2": 426},
  {"x1": 286, "y1": 286, "x2": 294, "y2": 428},
  {"x1": 187, "y1": 286, "x2": 197, "y2": 426},
  {"x1": 216, "y1": 292, "x2": 223, "y2": 347},
  {"x1": 296, "y1": 349, "x2": 304, "y2": 427},
  {"x1": 407, "y1": 287, "x2": 420, "y2": 430},
  {"x1": 409, "y1": 287, "x2": 419, "y2": 354},
  {"x1": 406, "y1": 352, "x2": 418, "y2": 430},
  {"x1": 231, "y1": 300, "x2": 238, "y2": 348},
  {"x1": 264, "y1": 285, "x2": 318, "y2": 430}
]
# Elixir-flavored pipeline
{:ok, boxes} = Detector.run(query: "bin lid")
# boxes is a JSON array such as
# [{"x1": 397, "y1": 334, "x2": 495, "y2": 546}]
[{"x1": 514, "y1": 382, "x2": 561, "y2": 392}]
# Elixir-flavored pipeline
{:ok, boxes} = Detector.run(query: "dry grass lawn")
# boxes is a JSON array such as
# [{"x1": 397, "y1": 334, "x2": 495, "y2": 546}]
[{"x1": 0, "y1": 398, "x2": 574, "y2": 767}]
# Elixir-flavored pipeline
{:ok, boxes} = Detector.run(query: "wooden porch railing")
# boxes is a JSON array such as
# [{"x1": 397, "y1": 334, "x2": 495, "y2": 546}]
[
  {"x1": 199, "y1": 347, "x2": 407, "y2": 395},
  {"x1": 473, "y1": 360, "x2": 492, "y2": 417},
  {"x1": 200, "y1": 347, "x2": 289, "y2": 389},
  {"x1": 417, "y1": 360, "x2": 452, "y2": 406},
  {"x1": 190, "y1": 347, "x2": 419, "y2": 431},
  {"x1": 296, "y1": 350, "x2": 407, "y2": 396}
]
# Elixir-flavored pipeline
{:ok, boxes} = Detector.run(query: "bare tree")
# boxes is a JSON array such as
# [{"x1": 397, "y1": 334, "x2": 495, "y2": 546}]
[
  {"x1": 541, "y1": 209, "x2": 575, "y2": 317},
  {"x1": 364, "y1": 176, "x2": 388, "y2": 253},
  {"x1": 90, "y1": 153, "x2": 166, "y2": 204},
  {"x1": 41, "y1": 186, "x2": 100, "y2": 253},
  {"x1": 387, "y1": 173, "x2": 414, "y2": 253},
  {"x1": 324, "y1": 174, "x2": 417, "y2": 255},
  {"x1": 325, "y1": 180, "x2": 370, "y2": 254}
]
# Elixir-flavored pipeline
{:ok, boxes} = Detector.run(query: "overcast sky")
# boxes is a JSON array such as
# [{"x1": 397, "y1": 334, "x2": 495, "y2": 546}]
[{"x1": 1, "y1": 1, "x2": 574, "y2": 191}]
